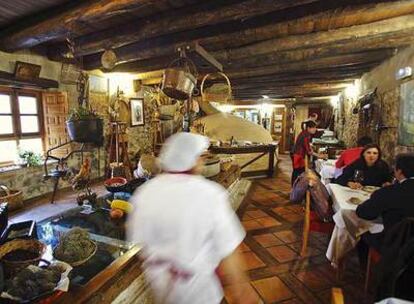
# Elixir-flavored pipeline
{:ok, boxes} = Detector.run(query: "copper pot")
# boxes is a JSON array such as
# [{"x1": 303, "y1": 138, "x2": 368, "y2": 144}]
[{"x1": 161, "y1": 68, "x2": 196, "y2": 100}]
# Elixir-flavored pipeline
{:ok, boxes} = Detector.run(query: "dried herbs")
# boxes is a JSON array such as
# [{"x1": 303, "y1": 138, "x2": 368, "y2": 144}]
[
  {"x1": 54, "y1": 227, "x2": 96, "y2": 264},
  {"x1": 6, "y1": 265, "x2": 64, "y2": 300}
]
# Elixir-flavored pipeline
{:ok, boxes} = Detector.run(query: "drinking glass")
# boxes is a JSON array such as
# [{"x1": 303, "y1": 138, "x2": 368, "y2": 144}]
[{"x1": 353, "y1": 170, "x2": 364, "y2": 184}]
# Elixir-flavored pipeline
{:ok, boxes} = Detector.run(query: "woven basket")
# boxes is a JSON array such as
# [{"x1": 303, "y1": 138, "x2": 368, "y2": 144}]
[
  {"x1": 53, "y1": 240, "x2": 97, "y2": 267},
  {"x1": 0, "y1": 185, "x2": 23, "y2": 211},
  {"x1": 0, "y1": 238, "x2": 46, "y2": 278}
]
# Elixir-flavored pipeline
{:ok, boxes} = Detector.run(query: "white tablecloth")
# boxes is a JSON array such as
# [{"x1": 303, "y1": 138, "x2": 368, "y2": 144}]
[
  {"x1": 326, "y1": 184, "x2": 384, "y2": 267},
  {"x1": 315, "y1": 159, "x2": 341, "y2": 184},
  {"x1": 376, "y1": 298, "x2": 414, "y2": 304}
]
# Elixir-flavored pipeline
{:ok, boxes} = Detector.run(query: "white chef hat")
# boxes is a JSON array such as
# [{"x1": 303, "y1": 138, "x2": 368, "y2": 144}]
[{"x1": 159, "y1": 132, "x2": 210, "y2": 172}]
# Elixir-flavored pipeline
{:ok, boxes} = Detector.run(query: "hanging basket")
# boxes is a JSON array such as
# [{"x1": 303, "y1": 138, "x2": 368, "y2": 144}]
[
  {"x1": 200, "y1": 72, "x2": 232, "y2": 104},
  {"x1": 66, "y1": 118, "x2": 104, "y2": 146},
  {"x1": 161, "y1": 57, "x2": 197, "y2": 100}
]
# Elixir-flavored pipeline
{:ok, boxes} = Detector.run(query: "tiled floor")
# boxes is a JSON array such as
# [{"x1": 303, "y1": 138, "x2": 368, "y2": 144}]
[
  {"x1": 9, "y1": 155, "x2": 370, "y2": 303},
  {"x1": 223, "y1": 154, "x2": 369, "y2": 304}
]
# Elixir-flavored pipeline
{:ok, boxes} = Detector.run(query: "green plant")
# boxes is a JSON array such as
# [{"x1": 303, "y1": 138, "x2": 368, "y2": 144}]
[
  {"x1": 18, "y1": 149, "x2": 43, "y2": 167},
  {"x1": 67, "y1": 105, "x2": 101, "y2": 121}
]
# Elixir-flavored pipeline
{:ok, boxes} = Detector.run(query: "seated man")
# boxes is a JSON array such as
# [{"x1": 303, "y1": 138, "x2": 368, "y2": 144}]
[
  {"x1": 335, "y1": 136, "x2": 373, "y2": 169},
  {"x1": 356, "y1": 153, "x2": 414, "y2": 253}
]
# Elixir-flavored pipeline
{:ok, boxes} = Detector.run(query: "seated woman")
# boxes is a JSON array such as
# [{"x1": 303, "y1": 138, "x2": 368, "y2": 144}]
[{"x1": 333, "y1": 144, "x2": 391, "y2": 189}]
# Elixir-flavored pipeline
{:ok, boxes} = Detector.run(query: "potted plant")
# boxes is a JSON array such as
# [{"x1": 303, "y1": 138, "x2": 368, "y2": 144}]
[
  {"x1": 66, "y1": 106, "x2": 104, "y2": 146},
  {"x1": 18, "y1": 149, "x2": 42, "y2": 167}
]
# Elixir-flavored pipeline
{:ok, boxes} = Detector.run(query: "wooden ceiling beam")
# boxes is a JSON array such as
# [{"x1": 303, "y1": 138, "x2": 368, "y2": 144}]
[
  {"x1": 79, "y1": 0, "x2": 414, "y2": 70},
  {"x1": 215, "y1": 14, "x2": 414, "y2": 62},
  {"x1": 108, "y1": 22, "x2": 409, "y2": 74},
  {"x1": 0, "y1": 0, "x2": 173, "y2": 52},
  {"x1": 53, "y1": 0, "x2": 318, "y2": 57}
]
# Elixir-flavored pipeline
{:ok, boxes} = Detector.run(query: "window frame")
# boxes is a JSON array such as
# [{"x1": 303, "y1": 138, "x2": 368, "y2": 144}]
[{"x1": 0, "y1": 87, "x2": 44, "y2": 165}]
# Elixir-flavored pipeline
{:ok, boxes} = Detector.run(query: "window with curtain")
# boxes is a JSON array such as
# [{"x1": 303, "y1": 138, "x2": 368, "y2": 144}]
[{"x1": 0, "y1": 88, "x2": 44, "y2": 165}]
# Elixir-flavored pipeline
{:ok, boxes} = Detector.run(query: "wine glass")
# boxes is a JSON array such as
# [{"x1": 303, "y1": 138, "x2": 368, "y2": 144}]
[{"x1": 353, "y1": 170, "x2": 364, "y2": 184}]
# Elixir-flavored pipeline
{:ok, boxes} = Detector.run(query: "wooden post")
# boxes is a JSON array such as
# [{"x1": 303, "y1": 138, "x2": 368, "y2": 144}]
[{"x1": 300, "y1": 154, "x2": 311, "y2": 257}]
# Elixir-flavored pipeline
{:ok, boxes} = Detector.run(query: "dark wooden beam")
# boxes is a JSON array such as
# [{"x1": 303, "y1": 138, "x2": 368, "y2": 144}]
[
  {"x1": 225, "y1": 50, "x2": 392, "y2": 78},
  {"x1": 0, "y1": 71, "x2": 58, "y2": 88},
  {"x1": 78, "y1": 0, "x2": 414, "y2": 70},
  {"x1": 215, "y1": 15, "x2": 414, "y2": 62},
  {"x1": 0, "y1": 0, "x2": 174, "y2": 52},
  {"x1": 53, "y1": 0, "x2": 319, "y2": 57}
]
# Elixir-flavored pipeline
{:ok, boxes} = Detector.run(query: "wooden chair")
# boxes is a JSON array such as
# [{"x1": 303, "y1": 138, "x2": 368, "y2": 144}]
[
  {"x1": 331, "y1": 288, "x2": 344, "y2": 304},
  {"x1": 301, "y1": 155, "x2": 334, "y2": 257}
]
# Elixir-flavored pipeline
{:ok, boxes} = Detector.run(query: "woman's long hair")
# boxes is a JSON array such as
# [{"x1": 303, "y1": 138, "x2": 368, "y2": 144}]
[{"x1": 359, "y1": 143, "x2": 382, "y2": 166}]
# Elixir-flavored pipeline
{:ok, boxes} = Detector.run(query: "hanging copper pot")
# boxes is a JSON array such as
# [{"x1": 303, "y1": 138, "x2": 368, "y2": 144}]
[{"x1": 161, "y1": 57, "x2": 197, "y2": 100}]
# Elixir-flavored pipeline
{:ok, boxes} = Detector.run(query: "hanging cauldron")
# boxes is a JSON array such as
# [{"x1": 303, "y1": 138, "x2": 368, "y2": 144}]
[
  {"x1": 161, "y1": 57, "x2": 197, "y2": 100},
  {"x1": 66, "y1": 118, "x2": 104, "y2": 146}
]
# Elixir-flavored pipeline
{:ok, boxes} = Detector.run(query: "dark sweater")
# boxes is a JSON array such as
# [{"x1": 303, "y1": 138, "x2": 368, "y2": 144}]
[
  {"x1": 334, "y1": 158, "x2": 391, "y2": 187},
  {"x1": 356, "y1": 179, "x2": 414, "y2": 231}
]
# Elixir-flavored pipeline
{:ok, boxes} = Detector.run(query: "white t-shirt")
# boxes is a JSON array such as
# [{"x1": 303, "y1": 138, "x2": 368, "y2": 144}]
[{"x1": 128, "y1": 173, "x2": 246, "y2": 304}]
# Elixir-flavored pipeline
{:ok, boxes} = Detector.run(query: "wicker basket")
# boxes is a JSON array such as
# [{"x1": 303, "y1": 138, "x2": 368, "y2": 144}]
[
  {"x1": 0, "y1": 185, "x2": 23, "y2": 211},
  {"x1": 0, "y1": 238, "x2": 46, "y2": 278},
  {"x1": 53, "y1": 240, "x2": 97, "y2": 267}
]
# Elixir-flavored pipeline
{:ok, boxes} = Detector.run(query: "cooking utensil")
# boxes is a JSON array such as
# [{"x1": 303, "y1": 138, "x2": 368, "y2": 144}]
[{"x1": 161, "y1": 57, "x2": 197, "y2": 100}]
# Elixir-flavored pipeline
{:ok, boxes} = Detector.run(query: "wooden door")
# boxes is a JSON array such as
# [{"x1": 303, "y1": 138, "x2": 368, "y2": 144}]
[{"x1": 42, "y1": 92, "x2": 70, "y2": 157}]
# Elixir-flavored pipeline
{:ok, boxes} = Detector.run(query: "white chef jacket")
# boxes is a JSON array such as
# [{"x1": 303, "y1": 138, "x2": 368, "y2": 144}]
[{"x1": 128, "y1": 173, "x2": 245, "y2": 304}]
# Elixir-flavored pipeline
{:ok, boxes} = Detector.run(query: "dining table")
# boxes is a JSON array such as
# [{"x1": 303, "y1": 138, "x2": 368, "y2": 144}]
[
  {"x1": 315, "y1": 159, "x2": 339, "y2": 184},
  {"x1": 325, "y1": 183, "x2": 384, "y2": 267}
]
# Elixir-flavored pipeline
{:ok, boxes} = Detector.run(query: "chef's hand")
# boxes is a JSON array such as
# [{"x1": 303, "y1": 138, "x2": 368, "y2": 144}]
[
  {"x1": 382, "y1": 182, "x2": 392, "y2": 187},
  {"x1": 347, "y1": 181, "x2": 363, "y2": 190}
]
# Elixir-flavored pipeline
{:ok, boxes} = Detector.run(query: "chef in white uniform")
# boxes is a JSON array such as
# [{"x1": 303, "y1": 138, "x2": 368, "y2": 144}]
[{"x1": 128, "y1": 132, "x2": 258, "y2": 304}]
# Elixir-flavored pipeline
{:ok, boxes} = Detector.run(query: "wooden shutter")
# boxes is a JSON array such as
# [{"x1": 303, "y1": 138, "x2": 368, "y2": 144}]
[{"x1": 42, "y1": 92, "x2": 70, "y2": 157}]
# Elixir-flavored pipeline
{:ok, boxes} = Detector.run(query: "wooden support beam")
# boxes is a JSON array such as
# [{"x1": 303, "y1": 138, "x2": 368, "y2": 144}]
[
  {"x1": 54, "y1": 0, "x2": 318, "y2": 57},
  {"x1": 215, "y1": 15, "x2": 414, "y2": 62},
  {"x1": 105, "y1": 29, "x2": 404, "y2": 74},
  {"x1": 177, "y1": 42, "x2": 223, "y2": 71},
  {"x1": 78, "y1": 0, "x2": 414, "y2": 69},
  {"x1": 225, "y1": 50, "x2": 392, "y2": 78},
  {"x1": 0, "y1": 0, "x2": 172, "y2": 52},
  {"x1": 0, "y1": 71, "x2": 58, "y2": 88}
]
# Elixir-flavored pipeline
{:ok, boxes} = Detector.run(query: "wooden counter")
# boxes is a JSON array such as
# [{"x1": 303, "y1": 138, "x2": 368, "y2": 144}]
[{"x1": 209, "y1": 144, "x2": 278, "y2": 178}]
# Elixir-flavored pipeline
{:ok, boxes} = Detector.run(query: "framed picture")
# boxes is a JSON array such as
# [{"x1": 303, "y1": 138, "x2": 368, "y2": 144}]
[
  {"x1": 130, "y1": 98, "x2": 145, "y2": 126},
  {"x1": 14, "y1": 61, "x2": 41, "y2": 80},
  {"x1": 398, "y1": 80, "x2": 414, "y2": 146}
]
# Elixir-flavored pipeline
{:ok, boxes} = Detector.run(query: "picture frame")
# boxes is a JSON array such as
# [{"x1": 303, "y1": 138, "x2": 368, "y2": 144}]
[
  {"x1": 398, "y1": 79, "x2": 414, "y2": 146},
  {"x1": 14, "y1": 61, "x2": 41, "y2": 80},
  {"x1": 130, "y1": 98, "x2": 145, "y2": 126}
]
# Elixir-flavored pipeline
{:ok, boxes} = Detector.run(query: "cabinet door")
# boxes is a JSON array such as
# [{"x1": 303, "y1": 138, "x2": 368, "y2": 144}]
[{"x1": 42, "y1": 92, "x2": 70, "y2": 157}]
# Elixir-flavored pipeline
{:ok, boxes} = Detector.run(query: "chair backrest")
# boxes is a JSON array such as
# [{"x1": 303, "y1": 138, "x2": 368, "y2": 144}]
[{"x1": 375, "y1": 218, "x2": 414, "y2": 301}]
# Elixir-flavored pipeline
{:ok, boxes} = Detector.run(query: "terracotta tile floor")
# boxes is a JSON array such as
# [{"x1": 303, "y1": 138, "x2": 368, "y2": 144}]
[
  {"x1": 223, "y1": 154, "x2": 371, "y2": 304},
  {"x1": 9, "y1": 155, "x2": 371, "y2": 303}
]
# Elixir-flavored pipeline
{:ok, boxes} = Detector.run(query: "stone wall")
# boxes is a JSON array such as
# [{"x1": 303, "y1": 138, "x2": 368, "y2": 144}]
[
  {"x1": 0, "y1": 51, "x2": 157, "y2": 201},
  {"x1": 337, "y1": 45, "x2": 414, "y2": 164},
  {"x1": 336, "y1": 93, "x2": 360, "y2": 148}
]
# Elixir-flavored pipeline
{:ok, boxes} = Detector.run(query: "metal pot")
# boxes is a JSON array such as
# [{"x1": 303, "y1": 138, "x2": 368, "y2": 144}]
[
  {"x1": 161, "y1": 68, "x2": 196, "y2": 100},
  {"x1": 202, "y1": 156, "x2": 221, "y2": 177}
]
